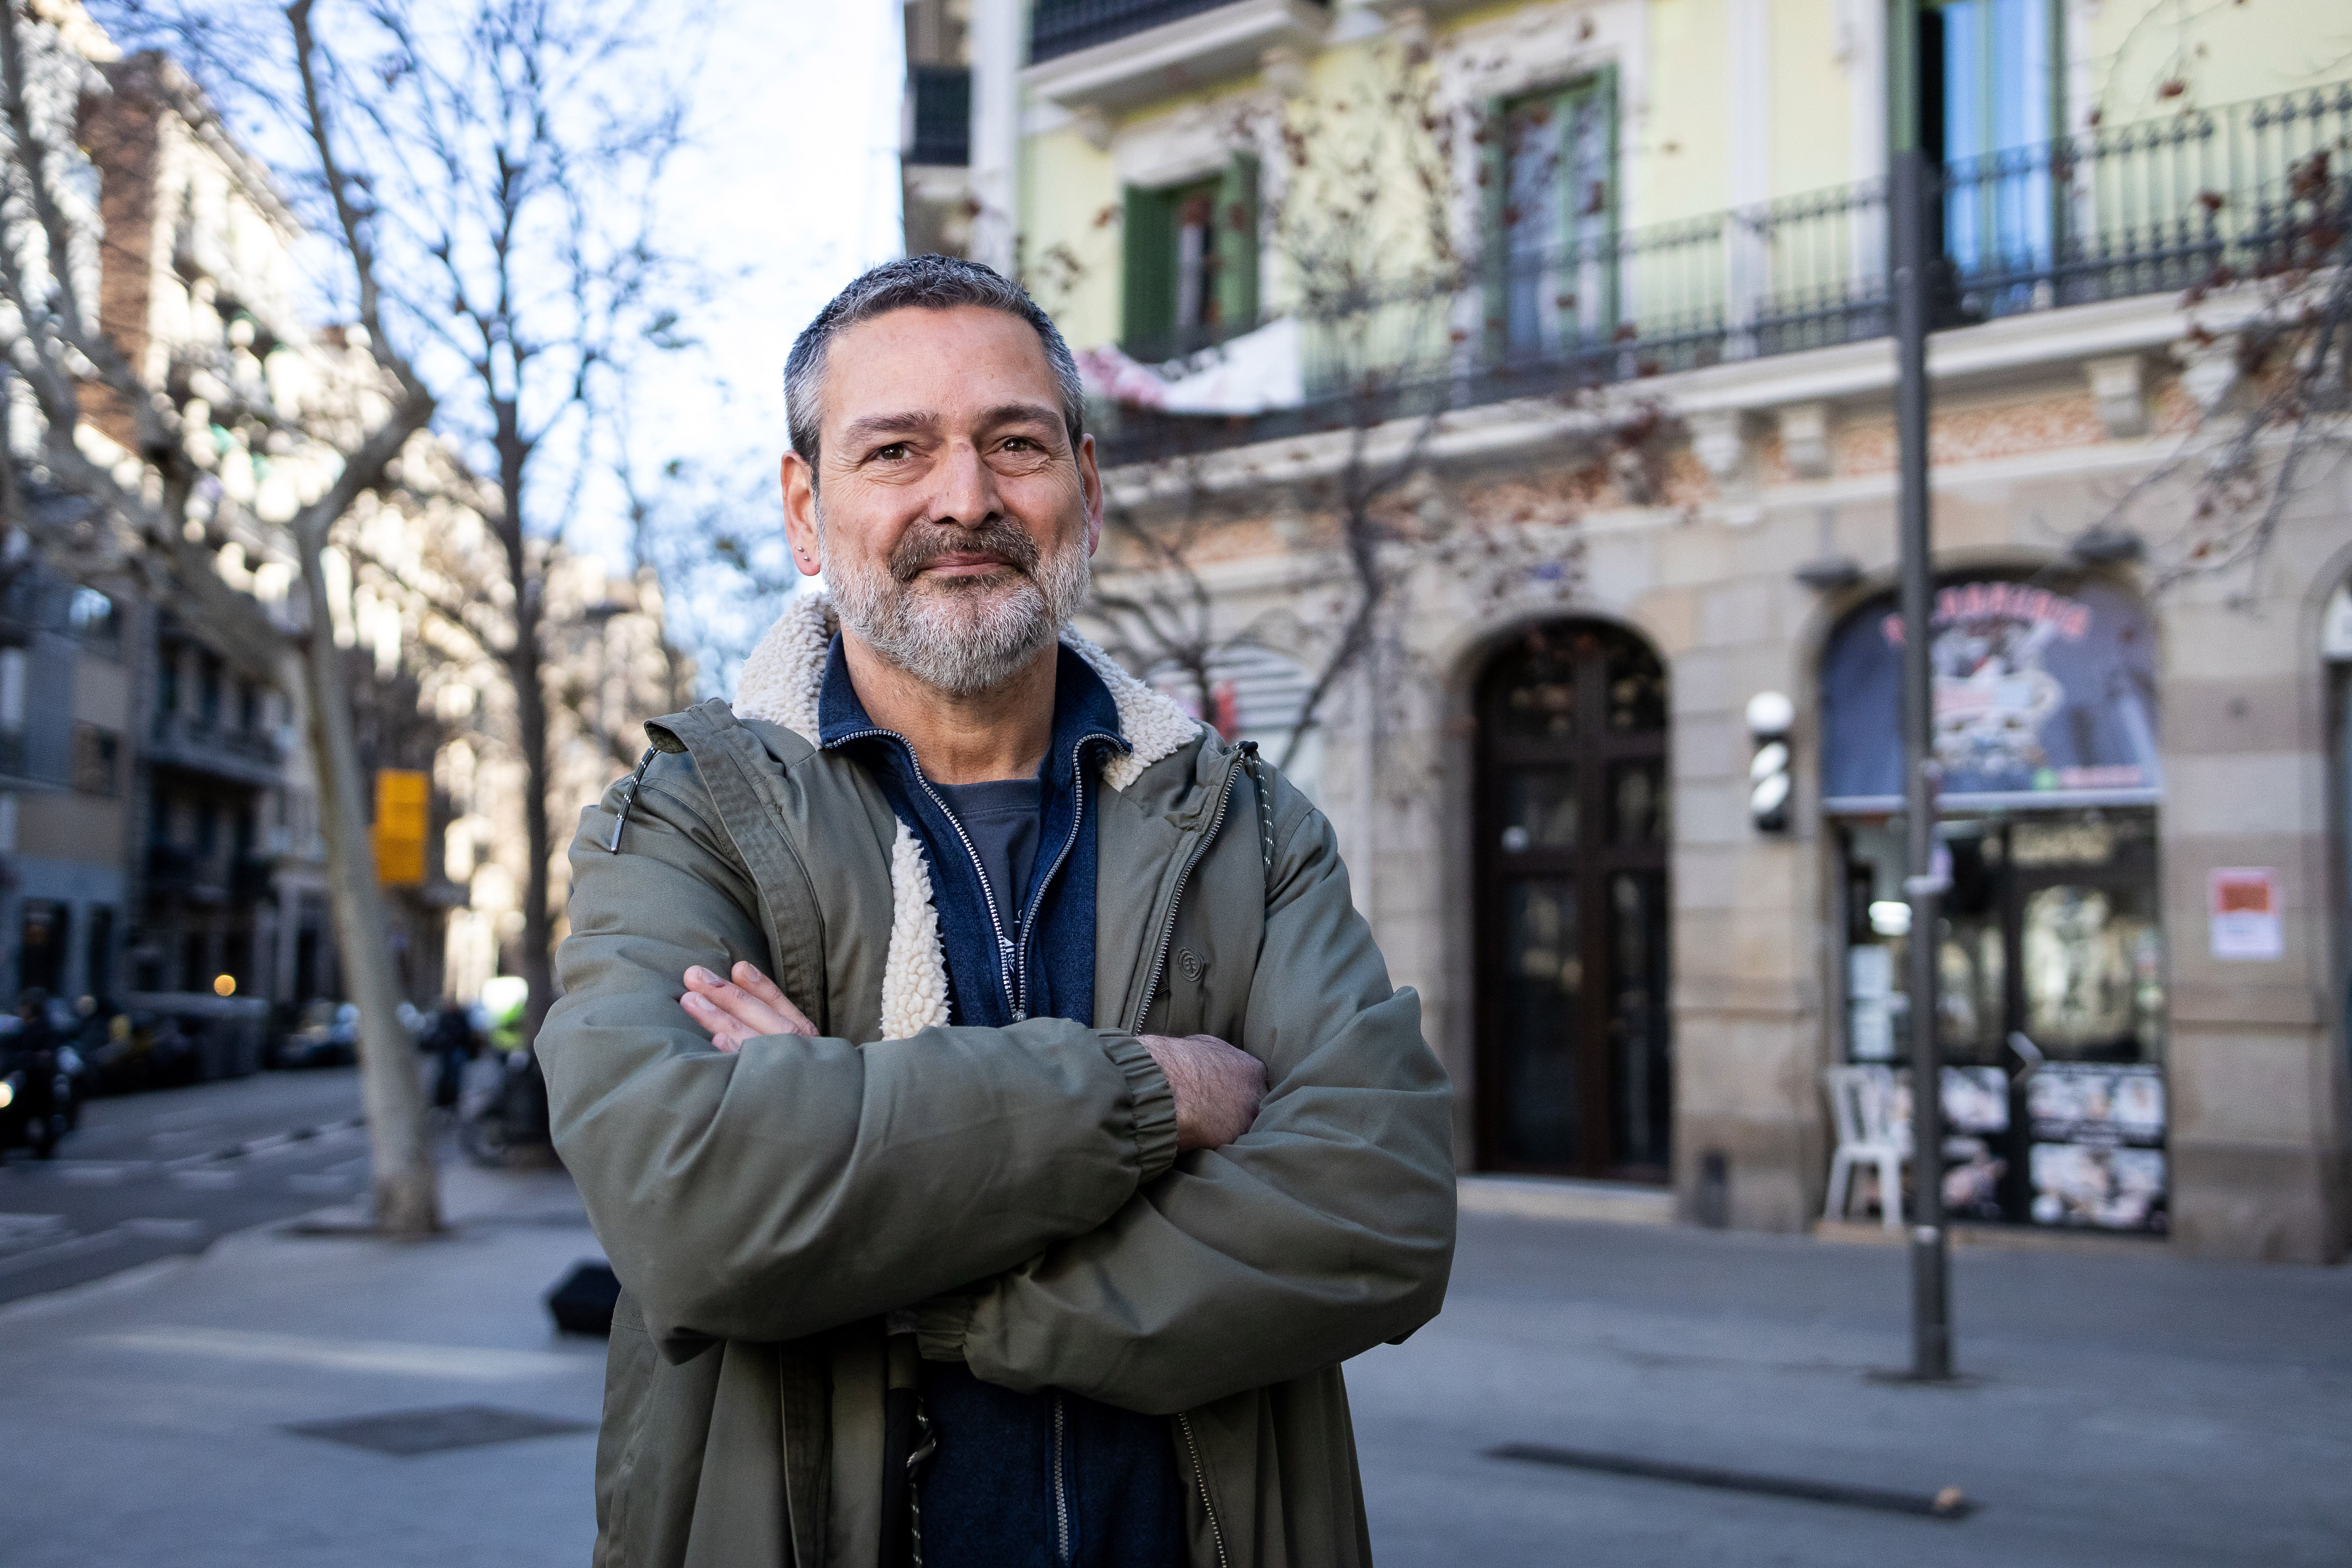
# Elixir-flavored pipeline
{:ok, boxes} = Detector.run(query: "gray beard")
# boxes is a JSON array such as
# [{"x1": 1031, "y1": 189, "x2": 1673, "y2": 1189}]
[{"x1": 823, "y1": 518, "x2": 1092, "y2": 697}]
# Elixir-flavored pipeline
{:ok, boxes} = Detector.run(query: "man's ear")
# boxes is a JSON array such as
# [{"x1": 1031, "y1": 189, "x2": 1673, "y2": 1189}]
[
  {"x1": 781, "y1": 451, "x2": 822, "y2": 578},
  {"x1": 1078, "y1": 431, "x2": 1104, "y2": 557}
]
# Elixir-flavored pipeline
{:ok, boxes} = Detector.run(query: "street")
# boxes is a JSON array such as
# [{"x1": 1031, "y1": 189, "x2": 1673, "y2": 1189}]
[
  {"x1": 0, "y1": 1068, "x2": 373, "y2": 1305},
  {"x1": 0, "y1": 1086, "x2": 2345, "y2": 1567}
]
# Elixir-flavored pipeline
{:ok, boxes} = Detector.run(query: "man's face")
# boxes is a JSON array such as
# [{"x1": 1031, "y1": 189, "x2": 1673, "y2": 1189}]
[{"x1": 780, "y1": 305, "x2": 1101, "y2": 695}]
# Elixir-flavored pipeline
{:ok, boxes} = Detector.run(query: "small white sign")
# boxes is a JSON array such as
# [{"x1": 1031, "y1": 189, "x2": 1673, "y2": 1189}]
[
  {"x1": 2323, "y1": 586, "x2": 2352, "y2": 662},
  {"x1": 2208, "y1": 867, "x2": 2282, "y2": 961}
]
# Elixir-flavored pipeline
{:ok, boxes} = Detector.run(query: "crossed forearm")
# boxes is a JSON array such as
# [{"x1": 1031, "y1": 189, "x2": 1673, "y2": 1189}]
[{"x1": 680, "y1": 960, "x2": 1265, "y2": 1151}]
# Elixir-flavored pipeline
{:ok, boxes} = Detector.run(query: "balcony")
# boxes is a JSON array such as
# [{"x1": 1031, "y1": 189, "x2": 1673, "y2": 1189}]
[
  {"x1": 147, "y1": 709, "x2": 286, "y2": 788},
  {"x1": 906, "y1": 66, "x2": 970, "y2": 167},
  {"x1": 1026, "y1": 0, "x2": 1328, "y2": 115},
  {"x1": 1094, "y1": 81, "x2": 2352, "y2": 463}
]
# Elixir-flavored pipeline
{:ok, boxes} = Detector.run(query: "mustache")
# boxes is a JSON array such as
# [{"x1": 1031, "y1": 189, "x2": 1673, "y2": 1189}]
[{"x1": 890, "y1": 517, "x2": 1042, "y2": 584}]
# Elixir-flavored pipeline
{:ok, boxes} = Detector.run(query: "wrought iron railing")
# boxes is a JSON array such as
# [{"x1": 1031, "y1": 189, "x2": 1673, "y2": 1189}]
[
  {"x1": 1093, "y1": 80, "x2": 2352, "y2": 463},
  {"x1": 907, "y1": 65, "x2": 970, "y2": 166},
  {"x1": 1031, "y1": 0, "x2": 1323, "y2": 63}
]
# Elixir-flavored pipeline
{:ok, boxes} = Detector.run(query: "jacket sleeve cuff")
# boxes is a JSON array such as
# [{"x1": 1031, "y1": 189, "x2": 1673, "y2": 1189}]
[
  {"x1": 911, "y1": 1292, "x2": 975, "y2": 1362},
  {"x1": 1097, "y1": 1030, "x2": 1179, "y2": 1183}
]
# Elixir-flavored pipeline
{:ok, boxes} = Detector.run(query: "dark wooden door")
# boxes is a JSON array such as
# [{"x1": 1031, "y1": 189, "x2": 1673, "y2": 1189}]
[{"x1": 1475, "y1": 622, "x2": 1672, "y2": 1180}]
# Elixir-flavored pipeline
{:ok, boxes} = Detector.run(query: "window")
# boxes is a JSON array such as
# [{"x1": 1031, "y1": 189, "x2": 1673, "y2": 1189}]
[
  {"x1": 19, "y1": 899, "x2": 68, "y2": 995},
  {"x1": 84, "y1": 906, "x2": 114, "y2": 1003},
  {"x1": 73, "y1": 724, "x2": 120, "y2": 796},
  {"x1": 1923, "y1": 0, "x2": 2060, "y2": 292},
  {"x1": 67, "y1": 587, "x2": 118, "y2": 643},
  {"x1": 197, "y1": 652, "x2": 223, "y2": 730},
  {"x1": 0, "y1": 645, "x2": 23, "y2": 776},
  {"x1": 1121, "y1": 156, "x2": 1259, "y2": 359},
  {"x1": 1487, "y1": 71, "x2": 1619, "y2": 362}
]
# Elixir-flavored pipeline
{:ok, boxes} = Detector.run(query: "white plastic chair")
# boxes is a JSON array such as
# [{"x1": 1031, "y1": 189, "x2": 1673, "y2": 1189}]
[{"x1": 1823, "y1": 1065, "x2": 1906, "y2": 1230}]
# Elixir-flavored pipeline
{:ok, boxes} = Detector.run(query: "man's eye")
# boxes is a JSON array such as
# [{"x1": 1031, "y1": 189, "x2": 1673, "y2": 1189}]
[{"x1": 870, "y1": 442, "x2": 911, "y2": 462}]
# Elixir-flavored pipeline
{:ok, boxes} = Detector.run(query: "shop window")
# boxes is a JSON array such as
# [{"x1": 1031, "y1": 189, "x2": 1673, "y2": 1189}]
[
  {"x1": 1835, "y1": 812, "x2": 2165, "y2": 1232},
  {"x1": 1485, "y1": 70, "x2": 1619, "y2": 364},
  {"x1": 1121, "y1": 156, "x2": 1259, "y2": 360}
]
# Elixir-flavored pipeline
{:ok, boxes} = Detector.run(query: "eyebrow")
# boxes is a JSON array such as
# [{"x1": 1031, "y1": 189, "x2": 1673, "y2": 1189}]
[
  {"x1": 837, "y1": 411, "x2": 939, "y2": 449},
  {"x1": 981, "y1": 402, "x2": 1065, "y2": 431}
]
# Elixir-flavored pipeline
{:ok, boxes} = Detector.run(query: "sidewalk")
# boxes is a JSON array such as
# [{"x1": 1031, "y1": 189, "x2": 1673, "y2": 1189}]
[
  {"x1": 0, "y1": 1154, "x2": 607, "y2": 1568},
  {"x1": 2, "y1": 1168, "x2": 2346, "y2": 1566}
]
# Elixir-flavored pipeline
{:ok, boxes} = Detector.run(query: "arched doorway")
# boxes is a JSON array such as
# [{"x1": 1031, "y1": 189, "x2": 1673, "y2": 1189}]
[{"x1": 1474, "y1": 621, "x2": 1672, "y2": 1181}]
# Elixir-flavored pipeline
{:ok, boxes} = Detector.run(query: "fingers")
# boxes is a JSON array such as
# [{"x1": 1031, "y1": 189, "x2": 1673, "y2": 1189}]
[
  {"x1": 731, "y1": 962, "x2": 817, "y2": 1035},
  {"x1": 678, "y1": 991, "x2": 746, "y2": 1052},
  {"x1": 679, "y1": 964, "x2": 812, "y2": 1049}
]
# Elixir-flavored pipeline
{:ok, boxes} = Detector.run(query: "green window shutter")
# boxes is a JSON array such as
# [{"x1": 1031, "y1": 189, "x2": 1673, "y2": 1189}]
[
  {"x1": 1479, "y1": 95, "x2": 1510, "y2": 365},
  {"x1": 1121, "y1": 184, "x2": 1175, "y2": 350},
  {"x1": 1581, "y1": 65, "x2": 1622, "y2": 333},
  {"x1": 1214, "y1": 152, "x2": 1260, "y2": 334}
]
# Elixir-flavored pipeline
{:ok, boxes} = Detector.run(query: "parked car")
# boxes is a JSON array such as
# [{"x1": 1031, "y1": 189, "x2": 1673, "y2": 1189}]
[{"x1": 276, "y1": 1001, "x2": 360, "y2": 1069}]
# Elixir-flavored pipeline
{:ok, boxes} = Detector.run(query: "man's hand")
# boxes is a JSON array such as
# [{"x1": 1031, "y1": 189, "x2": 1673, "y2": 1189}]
[
  {"x1": 681, "y1": 962, "x2": 816, "y2": 1052},
  {"x1": 1139, "y1": 1033, "x2": 1265, "y2": 1152}
]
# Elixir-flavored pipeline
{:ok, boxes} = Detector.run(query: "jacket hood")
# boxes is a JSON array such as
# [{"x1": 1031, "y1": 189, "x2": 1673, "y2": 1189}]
[{"x1": 732, "y1": 592, "x2": 1202, "y2": 794}]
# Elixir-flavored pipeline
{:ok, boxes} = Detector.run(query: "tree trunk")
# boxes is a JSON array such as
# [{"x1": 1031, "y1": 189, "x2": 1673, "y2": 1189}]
[
  {"x1": 297, "y1": 529, "x2": 439, "y2": 1235},
  {"x1": 495, "y1": 406, "x2": 556, "y2": 1049}
]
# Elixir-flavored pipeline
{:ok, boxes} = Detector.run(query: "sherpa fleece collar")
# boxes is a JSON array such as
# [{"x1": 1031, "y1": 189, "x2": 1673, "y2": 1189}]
[
  {"x1": 733, "y1": 592, "x2": 1200, "y2": 794},
  {"x1": 729, "y1": 592, "x2": 1204, "y2": 1038}
]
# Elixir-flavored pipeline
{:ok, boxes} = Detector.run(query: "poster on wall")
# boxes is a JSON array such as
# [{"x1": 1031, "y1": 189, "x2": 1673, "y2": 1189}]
[
  {"x1": 2026, "y1": 1061, "x2": 2168, "y2": 1231},
  {"x1": 1821, "y1": 578, "x2": 2163, "y2": 811},
  {"x1": 2208, "y1": 867, "x2": 2283, "y2": 961}
]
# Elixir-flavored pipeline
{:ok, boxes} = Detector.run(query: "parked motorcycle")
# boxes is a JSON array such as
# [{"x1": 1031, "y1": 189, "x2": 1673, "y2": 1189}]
[{"x1": 0, "y1": 991, "x2": 75, "y2": 1162}]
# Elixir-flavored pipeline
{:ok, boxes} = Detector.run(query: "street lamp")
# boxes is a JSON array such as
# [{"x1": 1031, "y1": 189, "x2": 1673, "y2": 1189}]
[{"x1": 1887, "y1": 0, "x2": 1953, "y2": 1382}]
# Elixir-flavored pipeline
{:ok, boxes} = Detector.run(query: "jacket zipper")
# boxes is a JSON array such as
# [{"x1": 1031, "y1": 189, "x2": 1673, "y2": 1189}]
[
  {"x1": 831, "y1": 725, "x2": 1022, "y2": 1018},
  {"x1": 1051, "y1": 1392, "x2": 1072, "y2": 1564},
  {"x1": 1176, "y1": 1412, "x2": 1231, "y2": 1568},
  {"x1": 1015, "y1": 730, "x2": 1117, "y2": 1019},
  {"x1": 1128, "y1": 751, "x2": 1246, "y2": 1033},
  {"x1": 834, "y1": 724, "x2": 1120, "y2": 1025}
]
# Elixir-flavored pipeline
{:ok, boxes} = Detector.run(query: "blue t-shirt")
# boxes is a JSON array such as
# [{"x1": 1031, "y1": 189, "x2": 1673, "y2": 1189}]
[{"x1": 932, "y1": 778, "x2": 1044, "y2": 943}]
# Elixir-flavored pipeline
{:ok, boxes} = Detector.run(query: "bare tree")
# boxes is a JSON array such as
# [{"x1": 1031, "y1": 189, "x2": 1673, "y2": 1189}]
[
  {"x1": 0, "y1": 9, "x2": 442, "y2": 1230},
  {"x1": 107, "y1": 0, "x2": 705, "y2": 1051},
  {"x1": 621, "y1": 431, "x2": 794, "y2": 700},
  {"x1": 2083, "y1": 146, "x2": 2352, "y2": 588}
]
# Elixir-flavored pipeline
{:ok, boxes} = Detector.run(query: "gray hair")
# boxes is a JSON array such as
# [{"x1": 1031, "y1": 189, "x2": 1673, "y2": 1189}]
[{"x1": 784, "y1": 254, "x2": 1086, "y2": 478}]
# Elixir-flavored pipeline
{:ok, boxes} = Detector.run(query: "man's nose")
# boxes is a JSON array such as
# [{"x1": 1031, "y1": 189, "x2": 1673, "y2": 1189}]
[{"x1": 929, "y1": 441, "x2": 1001, "y2": 527}]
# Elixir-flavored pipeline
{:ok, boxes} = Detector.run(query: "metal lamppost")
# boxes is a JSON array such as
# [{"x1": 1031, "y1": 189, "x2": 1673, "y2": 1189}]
[{"x1": 1888, "y1": 0, "x2": 1953, "y2": 1382}]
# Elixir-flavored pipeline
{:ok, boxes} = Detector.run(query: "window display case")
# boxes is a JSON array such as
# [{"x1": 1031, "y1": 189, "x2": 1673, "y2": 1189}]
[{"x1": 1837, "y1": 809, "x2": 2166, "y2": 1231}]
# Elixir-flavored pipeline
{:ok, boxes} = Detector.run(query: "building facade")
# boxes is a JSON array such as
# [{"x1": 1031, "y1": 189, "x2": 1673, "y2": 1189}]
[{"x1": 942, "y1": 0, "x2": 2352, "y2": 1260}]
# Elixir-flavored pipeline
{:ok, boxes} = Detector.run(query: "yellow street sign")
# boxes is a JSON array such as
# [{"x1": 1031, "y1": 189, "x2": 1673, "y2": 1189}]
[{"x1": 372, "y1": 768, "x2": 430, "y2": 886}]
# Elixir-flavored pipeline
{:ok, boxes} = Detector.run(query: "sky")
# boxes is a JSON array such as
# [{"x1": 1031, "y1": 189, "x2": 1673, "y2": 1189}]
[{"x1": 573, "y1": 0, "x2": 906, "y2": 577}]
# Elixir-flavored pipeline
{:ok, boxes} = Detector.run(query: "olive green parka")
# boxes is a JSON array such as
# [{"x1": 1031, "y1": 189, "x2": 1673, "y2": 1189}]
[{"x1": 539, "y1": 596, "x2": 1457, "y2": 1568}]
